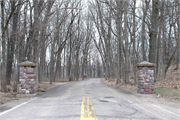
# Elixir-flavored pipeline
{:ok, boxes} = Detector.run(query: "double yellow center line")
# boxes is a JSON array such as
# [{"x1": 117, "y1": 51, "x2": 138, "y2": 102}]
[{"x1": 81, "y1": 97, "x2": 97, "y2": 120}]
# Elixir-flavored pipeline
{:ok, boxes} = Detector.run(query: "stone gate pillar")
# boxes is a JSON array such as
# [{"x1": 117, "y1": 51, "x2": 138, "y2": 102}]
[
  {"x1": 18, "y1": 61, "x2": 37, "y2": 94},
  {"x1": 137, "y1": 61, "x2": 155, "y2": 94}
]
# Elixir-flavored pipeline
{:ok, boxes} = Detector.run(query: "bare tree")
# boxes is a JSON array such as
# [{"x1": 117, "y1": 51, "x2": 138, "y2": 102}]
[{"x1": 149, "y1": 0, "x2": 159, "y2": 63}]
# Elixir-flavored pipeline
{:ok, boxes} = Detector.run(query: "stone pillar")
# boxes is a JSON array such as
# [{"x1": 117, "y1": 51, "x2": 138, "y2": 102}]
[
  {"x1": 18, "y1": 61, "x2": 37, "y2": 94},
  {"x1": 137, "y1": 61, "x2": 155, "y2": 94}
]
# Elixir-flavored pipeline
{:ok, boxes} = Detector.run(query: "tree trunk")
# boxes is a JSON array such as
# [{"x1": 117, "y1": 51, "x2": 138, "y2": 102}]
[
  {"x1": 68, "y1": 32, "x2": 72, "y2": 81},
  {"x1": 116, "y1": 0, "x2": 122, "y2": 84},
  {"x1": 124, "y1": 1, "x2": 130, "y2": 83},
  {"x1": 63, "y1": 46, "x2": 66, "y2": 80},
  {"x1": 133, "y1": 0, "x2": 137, "y2": 84},
  {"x1": 149, "y1": 0, "x2": 159, "y2": 63},
  {"x1": 50, "y1": 41, "x2": 55, "y2": 85},
  {"x1": 141, "y1": 0, "x2": 150, "y2": 61},
  {"x1": 175, "y1": 1, "x2": 180, "y2": 70},
  {"x1": 1, "y1": 0, "x2": 7, "y2": 92},
  {"x1": 6, "y1": 1, "x2": 21, "y2": 85}
]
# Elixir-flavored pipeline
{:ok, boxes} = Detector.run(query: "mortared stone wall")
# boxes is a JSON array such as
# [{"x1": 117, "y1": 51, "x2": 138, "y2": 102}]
[
  {"x1": 18, "y1": 67, "x2": 36, "y2": 94},
  {"x1": 137, "y1": 61, "x2": 155, "y2": 94}
]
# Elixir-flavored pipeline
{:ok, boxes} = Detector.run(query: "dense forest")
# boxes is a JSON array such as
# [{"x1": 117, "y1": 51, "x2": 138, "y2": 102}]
[{"x1": 0, "y1": 0, "x2": 179, "y2": 92}]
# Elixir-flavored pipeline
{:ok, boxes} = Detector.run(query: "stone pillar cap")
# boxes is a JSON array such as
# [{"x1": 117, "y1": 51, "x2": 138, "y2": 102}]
[
  {"x1": 136, "y1": 61, "x2": 156, "y2": 67},
  {"x1": 18, "y1": 61, "x2": 38, "y2": 67}
]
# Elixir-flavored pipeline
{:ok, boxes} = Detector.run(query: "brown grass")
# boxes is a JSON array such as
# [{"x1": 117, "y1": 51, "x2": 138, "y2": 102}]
[{"x1": 102, "y1": 65, "x2": 180, "y2": 103}]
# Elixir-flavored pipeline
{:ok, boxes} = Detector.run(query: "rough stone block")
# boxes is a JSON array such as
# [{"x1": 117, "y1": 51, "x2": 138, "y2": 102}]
[
  {"x1": 139, "y1": 86, "x2": 146, "y2": 89},
  {"x1": 144, "y1": 83, "x2": 148, "y2": 86},
  {"x1": 140, "y1": 83, "x2": 144, "y2": 86},
  {"x1": 138, "y1": 67, "x2": 143, "y2": 70},
  {"x1": 140, "y1": 80, "x2": 145, "y2": 83},
  {"x1": 144, "y1": 77, "x2": 148, "y2": 79},
  {"x1": 20, "y1": 79, "x2": 26, "y2": 82},
  {"x1": 150, "y1": 80, "x2": 154, "y2": 84},
  {"x1": 144, "y1": 89, "x2": 150, "y2": 92},
  {"x1": 145, "y1": 85, "x2": 150, "y2": 89},
  {"x1": 139, "y1": 89, "x2": 145, "y2": 94},
  {"x1": 148, "y1": 91, "x2": 154, "y2": 94},
  {"x1": 146, "y1": 79, "x2": 150, "y2": 83},
  {"x1": 150, "y1": 86, "x2": 154, "y2": 90}
]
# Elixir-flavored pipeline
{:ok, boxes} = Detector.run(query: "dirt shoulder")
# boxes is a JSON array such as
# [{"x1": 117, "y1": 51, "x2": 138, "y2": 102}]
[
  {"x1": 0, "y1": 77, "x2": 86, "y2": 110},
  {"x1": 0, "y1": 81, "x2": 68, "y2": 113},
  {"x1": 101, "y1": 78, "x2": 180, "y2": 107}
]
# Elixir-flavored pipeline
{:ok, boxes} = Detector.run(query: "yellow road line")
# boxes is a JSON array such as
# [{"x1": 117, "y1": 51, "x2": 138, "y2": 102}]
[{"x1": 81, "y1": 96, "x2": 97, "y2": 120}]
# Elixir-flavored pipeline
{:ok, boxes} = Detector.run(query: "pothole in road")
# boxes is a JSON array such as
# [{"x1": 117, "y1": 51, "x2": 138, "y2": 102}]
[
  {"x1": 104, "y1": 96, "x2": 114, "y2": 99},
  {"x1": 100, "y1": 100, "x2": 109, "y2": 102}
]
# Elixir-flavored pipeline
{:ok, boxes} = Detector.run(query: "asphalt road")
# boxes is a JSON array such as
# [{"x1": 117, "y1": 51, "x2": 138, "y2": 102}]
[{"x1": 0, "y1": 78, "x2": 180, "y2": 120}]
